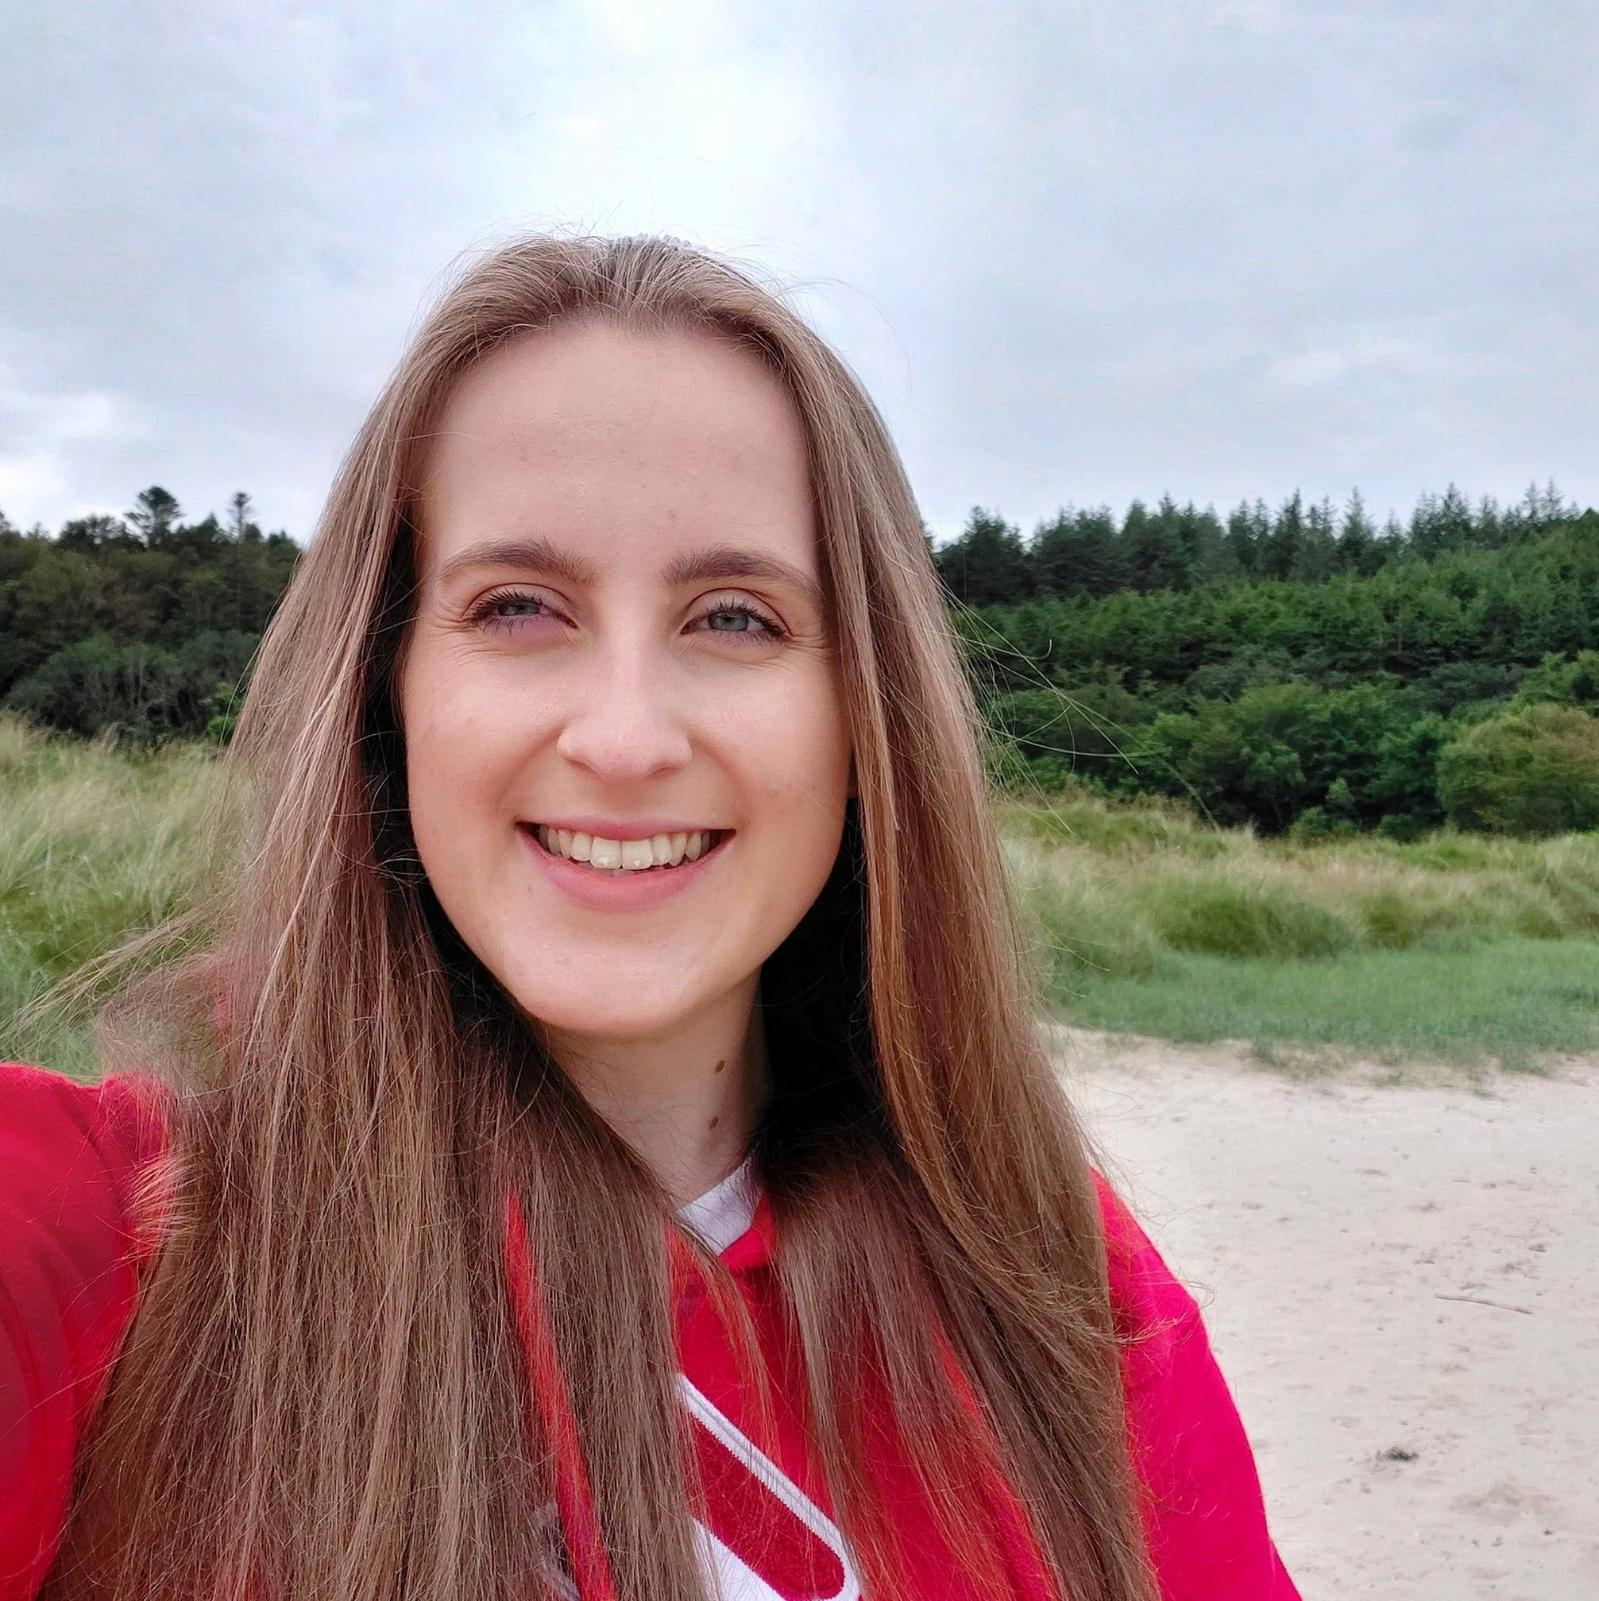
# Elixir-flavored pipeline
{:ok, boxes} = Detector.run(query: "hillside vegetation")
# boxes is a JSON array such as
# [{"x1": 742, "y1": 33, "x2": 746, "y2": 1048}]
[{"x1": 953, "y1": 503, "x2": 1599, "y2": 840}]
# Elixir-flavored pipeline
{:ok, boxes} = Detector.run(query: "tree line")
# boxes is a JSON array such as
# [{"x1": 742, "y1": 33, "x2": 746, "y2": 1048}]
[
  {"x1": 3, "y1": 481, "x2": 1597, "y2": 838},
  {"x1": 0, "y1": 488, "x2": 299, "y2": 743},
  {"x1": 931, "y1": 480, "x2": 1576, "y2": 606}
]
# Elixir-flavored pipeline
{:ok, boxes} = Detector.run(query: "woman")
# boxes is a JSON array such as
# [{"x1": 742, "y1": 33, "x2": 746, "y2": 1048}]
[{"x1": 0, "y1": 234, "x2": 1302, "y2": 1601}]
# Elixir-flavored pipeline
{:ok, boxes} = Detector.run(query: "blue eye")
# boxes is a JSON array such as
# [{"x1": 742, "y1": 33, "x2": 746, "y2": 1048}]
[
  {"x1": 467, "y1": 588, "x2": 560, "y2": 633},
  {"x1": 694, "y1": 596, "x2": 787, "y2": 644}
]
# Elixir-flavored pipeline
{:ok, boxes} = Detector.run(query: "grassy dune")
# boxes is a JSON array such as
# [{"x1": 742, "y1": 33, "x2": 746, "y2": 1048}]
[
  {"x1": 1002, "y1": 791, "x2": 1599, "y2": 1070},
  {"x1": 0, "y1": 713, "x2": 238, "y2": 1076},
  {"x1": 3, "y1": 712, "x2": 1595, "y2": 1077}
]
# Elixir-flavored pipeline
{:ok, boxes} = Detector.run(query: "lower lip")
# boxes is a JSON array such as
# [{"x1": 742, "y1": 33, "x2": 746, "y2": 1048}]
[{"x1": 519, "y1": 826, "x2": 733, "y2": 911}]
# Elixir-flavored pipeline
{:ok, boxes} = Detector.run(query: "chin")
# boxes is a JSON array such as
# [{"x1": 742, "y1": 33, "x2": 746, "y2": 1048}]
[{"x1": 502, "y1": 972, "x2": 711, "y2": 1044}]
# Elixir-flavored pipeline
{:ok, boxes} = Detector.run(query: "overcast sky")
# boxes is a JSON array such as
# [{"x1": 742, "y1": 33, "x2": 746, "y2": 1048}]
[{"x1": 2, "y1": 0, "x2": 1594, "y2": 549}]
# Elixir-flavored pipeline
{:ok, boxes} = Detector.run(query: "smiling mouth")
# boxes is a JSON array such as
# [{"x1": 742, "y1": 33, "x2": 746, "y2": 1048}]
[{"x1": 523, "y1": 824, "x2": 731, "y2": 873}]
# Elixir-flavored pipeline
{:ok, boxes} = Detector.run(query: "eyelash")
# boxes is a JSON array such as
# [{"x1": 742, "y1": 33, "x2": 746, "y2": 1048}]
[{"x1": 464, "y1": 586, "x2": 789, "y2": 645}]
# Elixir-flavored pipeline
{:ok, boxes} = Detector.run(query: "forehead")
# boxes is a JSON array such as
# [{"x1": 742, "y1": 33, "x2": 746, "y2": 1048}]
[{"x1": 415, "y1": 318, "x2": 816, "y2": 571}]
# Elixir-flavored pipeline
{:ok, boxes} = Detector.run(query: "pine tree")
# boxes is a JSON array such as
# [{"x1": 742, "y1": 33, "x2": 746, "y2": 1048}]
[
  {"x1": 1076, "y1": 507, "x2": 1129, "y2": 596},
  {"x1": 1475, "y1": 494, "x2": 1504, "y2": 548},
  {"x1": 227, "y1": 491, "x2": 263, "y2": 542},
  {"x1": 934, "y1": 507, "x2": 1031, "y2": 606},
  {"x1": 1033, "y1": 506, "x2": 1134, "y2": 598},
  {"x1": 1223, "y1": 501, "x2": 1257, "y2": 579},
  {"x1": 1030, "y1": 506, "x2": 1079, "y2": 598},
  {"x1": 1297, "y1": 494, "x2": 1338, "y2": 581},
  {"x1": 1122, "y1": 498, "x2": 1190, "y2": 592},
  {"x1": 1182, "y1": 502, "x2": 1227, "y2": 586},
  {"x1": 1261, "y1": 490, "x2": 1306, "y2": 581},
  {"x1": 1336, "y1": 489, "x2": 1379, "y2": 575},
  {"x1": 1436, "y1": 482, "x2": 1473, "y2": 550},
  {"x1": 1409, "y1": 489, "x2": 1443, "y2": 558},
  {"x1": 127, "y1": 486, "x2": 183, "y2": 548}
]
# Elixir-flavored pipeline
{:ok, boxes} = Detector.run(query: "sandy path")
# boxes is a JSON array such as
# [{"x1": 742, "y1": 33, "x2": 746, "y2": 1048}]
[{"x1": 1047, "y1": 1026, "x2": 1599, "y2": 1601}]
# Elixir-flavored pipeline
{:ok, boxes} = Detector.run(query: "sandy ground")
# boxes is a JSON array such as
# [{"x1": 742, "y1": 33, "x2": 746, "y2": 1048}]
[{"x1": 1047, "y1": 1025, "x2": 1599, "y2": 1601}]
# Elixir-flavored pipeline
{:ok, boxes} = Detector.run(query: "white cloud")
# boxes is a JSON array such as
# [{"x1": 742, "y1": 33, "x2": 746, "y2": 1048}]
[
  {"x1": 1265, "y1": 329, "x2": 1480, "y2": 390},
  {"x1": 0, "y1": 363, "x2": 149, "y2": 518}
]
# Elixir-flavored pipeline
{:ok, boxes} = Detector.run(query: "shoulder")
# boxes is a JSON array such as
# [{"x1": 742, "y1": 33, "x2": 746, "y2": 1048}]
[
  {"x1": 0, "y1": 1060, "x2": 173, "y2": 1252},
  {"x1": 0, "y1": 1058, "x2": 174, "y2": 1321},
  {"x1": 0, "y1": 1055, "x2": 171, "y2": 1172},
  {"x1": 1086, "y1": 1166, "x2": 1303, "y2": 1599},
  {"x1": 0, "y1": 1061, "x2": 173, "y2": 1587},
  {"x1": 1088, "y1": 1165, "x2": 1207, "y2": 1391}
]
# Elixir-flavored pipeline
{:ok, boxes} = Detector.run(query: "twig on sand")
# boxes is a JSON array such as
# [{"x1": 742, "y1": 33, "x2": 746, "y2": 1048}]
[{"x1": 1434, "y1": 1293, "x2": 1532, "y2": 1315}]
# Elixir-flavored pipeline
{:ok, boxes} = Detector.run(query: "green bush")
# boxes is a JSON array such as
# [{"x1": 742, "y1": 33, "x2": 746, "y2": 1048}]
[
  {"x1": 1510, "y1": 649, "x2": 1599, "y2": 713},
  {"x1": 3, "y1": 630, "x2": 255, "y2": 746},
  {"x1": 5, "y1": 635, "x2": 184, "y2": 742},
  {"x1": 1129, "y1": 678, "x2": 1441, "y2": 835},
  {"x1": 1375, "y1": 812, "x2": 1429, "y2": 843},
  {"x1": 983, "y1": 684, "x2": 1147, "y2": 794},
  {"x1": 1289, "y1": 805, "x2": 1358, "y2": 845},
  {"x1": 1437, "y1": 702, "x2": 1599, "y2": 835}
]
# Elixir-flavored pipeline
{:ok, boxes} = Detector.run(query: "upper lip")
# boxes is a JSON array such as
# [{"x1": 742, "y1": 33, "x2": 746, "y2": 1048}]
[{"x1": 521, "y1": 817, "x2": 731, "y2": 840}]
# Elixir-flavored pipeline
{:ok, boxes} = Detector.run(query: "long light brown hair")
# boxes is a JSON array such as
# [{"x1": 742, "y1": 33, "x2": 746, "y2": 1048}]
[{"x1": 35, "y1": 233, "x2": 1161, "y2": 1601}]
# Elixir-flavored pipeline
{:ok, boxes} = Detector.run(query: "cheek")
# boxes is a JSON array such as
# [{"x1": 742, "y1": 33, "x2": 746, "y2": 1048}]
[
  {"x1": 743, "y1": 686, "x2": 853, "y2": 831},
  {"x1": 402, "y1": 687, "x2": 515, "y2": 846}
]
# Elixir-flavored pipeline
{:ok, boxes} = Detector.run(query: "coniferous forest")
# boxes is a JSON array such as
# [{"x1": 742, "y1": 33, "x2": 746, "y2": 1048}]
[
  {"x1": 3, "y1": 480, "x2": 1596, "y2": 841},
  {"x1": 935, "y1": 483, "x2": 1598, "y2": 840}
]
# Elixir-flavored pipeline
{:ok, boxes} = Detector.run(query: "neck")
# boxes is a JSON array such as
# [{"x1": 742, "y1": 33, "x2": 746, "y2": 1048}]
[{"x1": 544, "y1": 976, "x2": 769, "y2": 1208}]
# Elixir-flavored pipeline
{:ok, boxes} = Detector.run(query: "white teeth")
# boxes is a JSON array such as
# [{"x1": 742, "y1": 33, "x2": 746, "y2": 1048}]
[{"x1": 535, "y1": 826, "x2": 721, "y2": 870}]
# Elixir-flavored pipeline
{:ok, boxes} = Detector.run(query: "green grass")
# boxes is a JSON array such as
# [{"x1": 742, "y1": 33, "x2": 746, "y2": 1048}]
[{"x1": 1050, "y1": 937, "x2": 1599, "y2": 1073}]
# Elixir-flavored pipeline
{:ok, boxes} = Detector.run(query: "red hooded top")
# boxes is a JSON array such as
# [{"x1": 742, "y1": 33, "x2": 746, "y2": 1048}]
[{"x1": 0, "y1": 1060, "x2": 1302, "y2": 1600}]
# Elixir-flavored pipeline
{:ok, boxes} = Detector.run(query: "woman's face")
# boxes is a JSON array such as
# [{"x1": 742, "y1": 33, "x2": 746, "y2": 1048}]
[{"x1": 398, "y1": 318, "x2": 854, "y2": 1046}]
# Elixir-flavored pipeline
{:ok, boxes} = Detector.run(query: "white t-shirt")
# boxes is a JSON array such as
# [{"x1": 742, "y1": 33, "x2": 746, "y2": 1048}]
[{"x1": 675, "y1": 1153, "x2": 759, "y2": 1254}]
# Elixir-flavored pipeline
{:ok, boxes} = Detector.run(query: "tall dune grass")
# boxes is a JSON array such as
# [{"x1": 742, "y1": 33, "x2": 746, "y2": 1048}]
[
  {"x1": 1000, "y1": 790, "x2": 1599, "y2": 966},
  {"x1": 0, "y1": 712, "x2": 241, "y2": 1075},
  {"x1": 1000, "y1": 787, "x2": 1599, "y2": 1069}
]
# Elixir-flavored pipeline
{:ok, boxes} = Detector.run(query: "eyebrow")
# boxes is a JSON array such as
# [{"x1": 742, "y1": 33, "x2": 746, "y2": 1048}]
[{"x1": 434, "y1": 535, "x2": 827, "y2": 614}]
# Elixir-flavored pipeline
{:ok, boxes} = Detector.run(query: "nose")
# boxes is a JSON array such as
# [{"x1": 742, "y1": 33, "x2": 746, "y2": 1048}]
[{"x1": 552, "y1": 635, "x2": 695, "y2": 783}]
